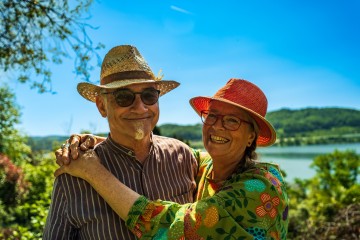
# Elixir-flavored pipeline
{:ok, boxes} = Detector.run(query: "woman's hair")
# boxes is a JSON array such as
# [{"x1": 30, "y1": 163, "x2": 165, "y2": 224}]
[{"x1": 241, "y1": 116, "x2": 259, "y2": 171}]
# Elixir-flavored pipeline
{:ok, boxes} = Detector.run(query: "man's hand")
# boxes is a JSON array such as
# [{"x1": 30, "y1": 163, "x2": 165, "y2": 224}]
[{"x1": 55, "y1": 134, "x2": 99, "y2": 166}]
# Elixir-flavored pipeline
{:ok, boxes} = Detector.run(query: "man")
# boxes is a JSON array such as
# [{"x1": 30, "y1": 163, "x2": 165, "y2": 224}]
[{"x1": 43, "y1": 45, "x2": 198, "y2": 239}]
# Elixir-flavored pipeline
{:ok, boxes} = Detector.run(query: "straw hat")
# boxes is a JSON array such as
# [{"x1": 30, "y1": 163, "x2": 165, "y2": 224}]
[
  {"x1": 77, "y1": 45, "x2": 180, "y2": 102},
  {"x1": 189, "y1": 78, "x2": 276, "y2": 147}
]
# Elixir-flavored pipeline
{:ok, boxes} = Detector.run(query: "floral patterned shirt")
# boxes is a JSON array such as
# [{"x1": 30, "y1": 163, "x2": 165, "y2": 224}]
[{"x1": 126, "y1": 150, "x2": 289, "y2": 240}]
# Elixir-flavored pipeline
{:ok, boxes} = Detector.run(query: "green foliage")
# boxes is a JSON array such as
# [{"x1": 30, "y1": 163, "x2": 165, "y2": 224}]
[
  {"x1": 0, "y1": 86, "x2": 31, "y2": 164},
  {"x1": 159, "y1": 123, "x2": 203, "y2": 141},
  {"x1": 0, "y1": 85, "x2": 56, "y2": 238},
  {"x1": 287, "y1": 150, "x2": 360, "y2": 239},
  {"x1": 0, "y1": 0, "x2": 104, "y2": 93},
  {"x1": 266, "y1": 107, "x2": 360, "y2": 145},
  {"x1": 0, "y1": 153, "x2": 57, "y2": 239},
  {"x1": 27, "y1": 136, "x2": 68, "y2": 152}
]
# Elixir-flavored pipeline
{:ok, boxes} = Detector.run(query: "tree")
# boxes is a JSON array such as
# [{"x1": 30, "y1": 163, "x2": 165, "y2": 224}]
[
  {"x1": 0, "y1": 85, "x2": 57, "y2": 238},
  {"x1": 287, "y1": 150, "x2": 360, "y2": 239},
  {"x1": 0, "y1": 0, "x2": 104, "y2": 93},
  {"x1": 0, "y1": 85, "x2": 30, "y2": 163}
]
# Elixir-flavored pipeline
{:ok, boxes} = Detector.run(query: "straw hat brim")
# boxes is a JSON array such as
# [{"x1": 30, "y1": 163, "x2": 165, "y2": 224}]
[
  {"x1": 189, "y1": 96, "x2": 276, "y2": 147},
  {"x1": 77, "y1": 79, "x2": 180, "y2": 102}
]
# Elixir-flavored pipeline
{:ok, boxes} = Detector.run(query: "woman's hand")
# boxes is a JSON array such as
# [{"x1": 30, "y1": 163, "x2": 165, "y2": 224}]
[
  {"x1": 55, "y1": 134, "x2": 104, "y2": 166},
  {"x1": 54, "y1": 149, "x2": 101, "y2": 180}
]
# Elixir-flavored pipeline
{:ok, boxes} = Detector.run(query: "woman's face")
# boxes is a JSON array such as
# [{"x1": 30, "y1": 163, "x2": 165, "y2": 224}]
[{"x1": 202, "y1": 100, "x2": 256, "y2": 162}]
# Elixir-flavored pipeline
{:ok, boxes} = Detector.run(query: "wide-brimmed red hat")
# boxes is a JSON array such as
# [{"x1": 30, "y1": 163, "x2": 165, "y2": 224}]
[{"x1": 189, "y1": 78, "x2": 276, "y2": 147}]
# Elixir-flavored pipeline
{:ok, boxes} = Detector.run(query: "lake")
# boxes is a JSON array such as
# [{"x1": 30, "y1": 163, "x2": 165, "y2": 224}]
[{"x1": 257, "y1": 143, "x2": 360, "y2": 182}]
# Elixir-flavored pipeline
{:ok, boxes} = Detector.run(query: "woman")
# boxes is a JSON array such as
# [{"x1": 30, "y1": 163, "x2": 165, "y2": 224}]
[{"x1": 56, "y1": 79, "x2": 289, "y2": 239}]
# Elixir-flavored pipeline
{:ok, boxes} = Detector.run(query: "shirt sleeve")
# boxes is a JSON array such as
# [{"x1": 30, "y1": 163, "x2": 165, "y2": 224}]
[
  {"x1": 43, "y1": 175, "x2": 78, "y2": 239},
  {"x1": 126, "y1": 164, "x2": 289, "y2": 240}
]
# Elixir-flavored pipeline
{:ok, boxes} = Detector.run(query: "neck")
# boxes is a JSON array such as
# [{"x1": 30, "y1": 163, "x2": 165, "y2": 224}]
[
  {"x1": 110, "y1": 133, "x2": 151, "y2": 164},
  {"x1": 212, "y1": 157, "x2": 244, "y2": 181},
  {"x1": 132, "y1": 139, "x2": 151, "y2": 163}
]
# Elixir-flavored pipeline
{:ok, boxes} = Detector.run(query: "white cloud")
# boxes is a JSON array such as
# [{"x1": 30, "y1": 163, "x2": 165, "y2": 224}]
[{"x1": 170, "y1": 5, "x2": 193, "y2": 15}]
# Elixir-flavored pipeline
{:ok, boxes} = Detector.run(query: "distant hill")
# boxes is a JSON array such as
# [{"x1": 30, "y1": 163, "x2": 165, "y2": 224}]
[
  {"x1": 27, "y1": 135, "x2": 69, "y2": 152},
  {"x1": 266, "y1": 107, "x2": 360, "y2": 145},
  {"x1": 27, "y1": 107, "x2": 360, "y2": 151},
  {"x1": 159, "y1": 123, "x2": 203, "y2": 141}
]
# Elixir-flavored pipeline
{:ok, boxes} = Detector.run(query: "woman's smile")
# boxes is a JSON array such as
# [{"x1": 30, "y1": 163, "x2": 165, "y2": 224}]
[{"x1": 210, "y1": 134, "x2": 229, "y2": 144}]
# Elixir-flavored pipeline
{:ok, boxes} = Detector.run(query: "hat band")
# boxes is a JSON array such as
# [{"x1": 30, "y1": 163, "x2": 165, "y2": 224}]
[{"x1": 101, "y1": 71, "x2": 155, "y2": 85}]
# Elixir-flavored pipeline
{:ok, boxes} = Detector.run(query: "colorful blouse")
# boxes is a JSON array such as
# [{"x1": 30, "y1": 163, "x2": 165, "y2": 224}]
[{"x1": 126, "y1": 150, "x2": 289, "y2": 239}]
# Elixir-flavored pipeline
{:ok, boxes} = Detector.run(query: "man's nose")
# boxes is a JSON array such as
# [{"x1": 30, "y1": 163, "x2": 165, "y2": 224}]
[{"x1": 130, "y1": 95, "x2": 147, "y2": 112}]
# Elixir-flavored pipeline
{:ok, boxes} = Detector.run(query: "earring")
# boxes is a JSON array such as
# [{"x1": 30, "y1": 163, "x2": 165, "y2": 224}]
[{"x1": 247, "y1": 142, "x2": 251, "y2": 147}]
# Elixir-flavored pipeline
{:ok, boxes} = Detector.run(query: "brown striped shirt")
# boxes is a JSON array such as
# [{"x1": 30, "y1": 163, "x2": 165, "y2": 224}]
[{"x1": 43, "y1": 135, "x2": 198, "y2": 239}]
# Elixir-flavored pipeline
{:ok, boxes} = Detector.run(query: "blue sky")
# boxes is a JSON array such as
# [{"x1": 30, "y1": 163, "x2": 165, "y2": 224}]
[{"x1": 5, "y1": 0, "x2": 360, "y2": 136}]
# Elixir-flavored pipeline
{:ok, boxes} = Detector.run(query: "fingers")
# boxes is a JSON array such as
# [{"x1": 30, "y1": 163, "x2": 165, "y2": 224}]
[
  {"x1": 69, "y1": 134, "x2": 81, "y2": 160},
  {"x1": 80, "y1": 135, "x2": 96, "y2": 151},
  {"x1": 55, "y1": 149, "x2": 63, "y2": 166},
  {"x1": 55, "y1": 145, "x2": 70, "y2": 166},
  {"x1": 57, "y1": 134, "x2": 96, "y2": 165}
]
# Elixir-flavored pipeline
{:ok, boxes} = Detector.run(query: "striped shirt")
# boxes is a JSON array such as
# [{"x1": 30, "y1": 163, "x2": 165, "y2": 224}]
[{"x1": 43, "y1": 135, "x2": 198, "y2": 239}]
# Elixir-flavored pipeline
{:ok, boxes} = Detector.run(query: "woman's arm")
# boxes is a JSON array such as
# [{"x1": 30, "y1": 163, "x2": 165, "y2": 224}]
[
  {"x1": 126, "y1": 163, "x2": 289, "y2": 239},
  {"x1": 54, "y1": 150, "x2": 140, "y2": 220},
  {"x1": 56, "y1": 152, "x2": 289, "y2": 239}
]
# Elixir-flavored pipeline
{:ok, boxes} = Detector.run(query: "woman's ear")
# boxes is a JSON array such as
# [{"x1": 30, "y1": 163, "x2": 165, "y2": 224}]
[
  {"x1": 247, "y1": 131, "x2": 256, "y2": 147},
  {"x1": 96, "y1": 96, "x2": 107, "y2": 118}
]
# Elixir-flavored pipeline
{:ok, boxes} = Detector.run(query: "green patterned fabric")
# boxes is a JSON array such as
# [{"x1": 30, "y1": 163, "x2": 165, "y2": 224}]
[{"x1": 126, "y1": 151, "x2": 289, "y2": 239}]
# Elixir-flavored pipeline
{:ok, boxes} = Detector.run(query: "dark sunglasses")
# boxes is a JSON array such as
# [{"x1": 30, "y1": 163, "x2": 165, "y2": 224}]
[{"x1": 102, "y1": 88, "x2": 160, "y2": 107}]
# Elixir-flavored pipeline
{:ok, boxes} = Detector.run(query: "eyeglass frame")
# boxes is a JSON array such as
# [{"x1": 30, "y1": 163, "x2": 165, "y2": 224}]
[
  {"x1": 200, "y1": 110, "x2": 253, "y2": 131},
  {"x1": 101, "y1": 88, "x2": 160, "y2": 107}
]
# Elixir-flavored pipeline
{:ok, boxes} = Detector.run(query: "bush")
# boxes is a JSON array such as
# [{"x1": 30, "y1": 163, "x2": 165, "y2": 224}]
[{"x1": 287, "y1": 150, "x2": 360, "y2": 239}]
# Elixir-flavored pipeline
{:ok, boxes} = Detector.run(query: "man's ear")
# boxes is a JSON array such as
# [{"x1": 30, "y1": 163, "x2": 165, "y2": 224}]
[{"x1": 96, "y1": 95, "x2": 107, "y2": 118}]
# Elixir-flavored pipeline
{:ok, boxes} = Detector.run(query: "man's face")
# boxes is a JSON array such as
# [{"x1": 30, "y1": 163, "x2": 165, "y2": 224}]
[{"x1": 96, "y1": 83, "x2": 160, "y2": 144}]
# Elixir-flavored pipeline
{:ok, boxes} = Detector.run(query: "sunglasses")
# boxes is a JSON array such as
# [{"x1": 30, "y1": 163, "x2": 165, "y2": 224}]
[
  {"x1": 102, "y1": 88, "x2": 160, "y2": 107},
  {"x1": 201, "y1": 110, "x2": 252, "y2": 131}
]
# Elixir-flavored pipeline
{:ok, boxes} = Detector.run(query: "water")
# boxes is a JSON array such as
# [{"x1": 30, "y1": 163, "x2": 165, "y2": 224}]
[{"x1": 257, "y1": 143, "x2": 360, "y2": 182}]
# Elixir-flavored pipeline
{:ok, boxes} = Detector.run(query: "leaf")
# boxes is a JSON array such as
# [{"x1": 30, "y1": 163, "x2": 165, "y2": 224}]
[
  {"x1": 224, "y1": 235, "x2": 232, "y2": 240},
  {"x1": 225, "y1": 200, "x2": 232, "y2": 207},
  {"x1": 240, "y1": 189, "x2": 246, "y2": 196},
  {"x1": 235, "y1": 215, "x2": 244, "y2": 222},
  {"x1": 216, "y1": 228, "x2": 226, "y2": 234},
  {"x1": 235, "y1": 199, "x2": 242, "y2": 208},
  {"x1": 227, "y1": 192, "x2": 236, "y2": 198},
  {"x1": 247, "y1": 210, "x2": 257, "y2": 219},
  {"x1": 244, "y1": 198, "x2": 248, "y2": 208}
]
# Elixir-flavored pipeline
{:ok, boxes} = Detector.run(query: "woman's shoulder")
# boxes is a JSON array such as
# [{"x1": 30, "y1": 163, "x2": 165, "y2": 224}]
[
  {"x1": 245, "y1": 162, "x2": 284, "y2": 180},
  {"x1": 229, "y1": 161, "x2": 287, "y2": 195}
]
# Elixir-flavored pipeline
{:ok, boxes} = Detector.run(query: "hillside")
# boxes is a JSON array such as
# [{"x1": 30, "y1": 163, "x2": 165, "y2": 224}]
[
  {"x1": 266, "y1": 107, "x2": 360, "y2": 145},
  {"x1": 28, "y1": 107, "x2": 360, "y2": 151}
]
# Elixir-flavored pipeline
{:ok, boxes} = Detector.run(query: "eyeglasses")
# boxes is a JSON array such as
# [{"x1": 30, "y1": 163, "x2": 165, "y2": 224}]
[
  {"x1": 102, "y1": 88, "x2": 160, "y2": 107},
  {"x1": 200, "y1": 110, "x2": 252, "y2": 131}
]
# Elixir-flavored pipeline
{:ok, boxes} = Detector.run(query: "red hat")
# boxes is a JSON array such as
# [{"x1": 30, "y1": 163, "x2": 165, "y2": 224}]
[{"x1": 189, "y1": 78, "x2": 276, "y2": 147}]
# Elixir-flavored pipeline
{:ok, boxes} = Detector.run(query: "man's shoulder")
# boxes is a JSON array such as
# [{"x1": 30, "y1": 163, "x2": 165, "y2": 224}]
[
  {"x1": 152, "y1": 135, "x2": 191, "y2": 150},
  {"x1": 153, "y1": 134, "x2": 186, "y2": 144}
]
